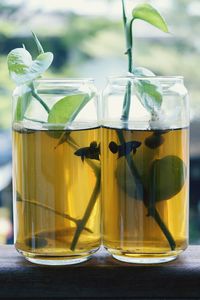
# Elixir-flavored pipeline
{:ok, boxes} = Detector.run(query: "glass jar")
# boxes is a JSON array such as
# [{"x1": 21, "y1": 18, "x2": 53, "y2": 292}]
[
  {"x1": 12, "y1": 79, "x2": 101, "y2": 265},
  {"x1": 102, "y1": 76, "x2": 189, "y2": 264}
]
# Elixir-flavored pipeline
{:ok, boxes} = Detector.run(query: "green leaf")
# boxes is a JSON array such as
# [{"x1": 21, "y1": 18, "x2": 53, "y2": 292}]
[
  {"x1": 116, "y1": 155, "x2": 186, "y2": 203},
  {"x1": 136, "y1": 80, "x2": 162, "y2": 113},
  {"x1": 7, "y1": 48, "x2": 53, "y2": 85},
  {"x1": 14, "y1": 85, "x2": 32, "y2": 121},
  {"x1": 48, "y1": 93, "x2": 90, "y2": 124},
  {"x1": 132, "y1": 3, "x2": 169, "y2": 33},
  {"x1": 132, "y1": 67, "x2": 163, "y2": 114},
  {"x1": 29, "y1": 52, "x2": 53, "y2": 80},
  {"x1": 149, "y1": 155, "x2": 186, "y2": 202},
  {"x1": 32, "y1": 31, "x2": 44, "y2": 55},
  {"x1": 133, "y1": 66, "x2": 155, "y2": 77},
  {"x1": 7, "y1": 48, "x2": 32, "y2": 85}
]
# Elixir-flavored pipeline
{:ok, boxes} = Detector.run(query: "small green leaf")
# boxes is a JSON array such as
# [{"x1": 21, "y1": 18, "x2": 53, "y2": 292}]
[
  {"x1": 132, "y1": 3, "x2": 169, "y2": 33},
  {"x1": 7, "y1": 48, "x2": 32, "y2": 84},
  {"x1": 48, "y1": 93, "x2": 90, "y2": 124},
  {"x1": 7, "y1": 48, "x2": 53, "y2": 85},
  {"x1": 149, "y1": 155, "x2": 186, "y2": 202},
  {"x1": 133, "y1": 67, "x2": 163, "y2": 114},
  {"x1": 32, "y1": 31, "x2": 44, "y2": 55},
  {"x1": 133, "y1": 66, "x2": 155, "y2": 77},
  {"x1": 136, "y1": 80, "x2": 162, "y2": 113},
  {"x1": 29, "y1": 52, "x2": 53, "y2": 80},
  {"x1": 14, "y1": 85, "x2": 32, "y2": 121}
]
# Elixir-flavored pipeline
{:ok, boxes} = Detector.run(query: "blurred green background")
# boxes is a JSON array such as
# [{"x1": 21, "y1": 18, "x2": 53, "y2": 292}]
[{"x1": 0, "y1": 0, "x2": 200, "y2": 244}]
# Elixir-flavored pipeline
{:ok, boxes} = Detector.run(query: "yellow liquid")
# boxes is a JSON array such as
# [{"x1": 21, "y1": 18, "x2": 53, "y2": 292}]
[
  {"x1": 102, "y1": 127, "x2": 189, "y2": 261},
  {"x1": 13, "y1": 126, "x2": 101, "y2": 262}
]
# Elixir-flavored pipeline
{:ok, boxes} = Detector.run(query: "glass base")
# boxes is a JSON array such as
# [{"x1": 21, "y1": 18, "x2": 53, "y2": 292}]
[
  {"x1": 26, "y1": 256, "x2": 90, "y2": 266},
  {"x1": 112, "y1": 254, "x2": 177, "y2": 264},
  {"x1": 18, "y1": 247, "x2": 99, "y2": 266}
]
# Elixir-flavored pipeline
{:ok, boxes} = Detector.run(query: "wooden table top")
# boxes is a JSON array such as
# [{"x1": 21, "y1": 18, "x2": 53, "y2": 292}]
[{"x1": 0, "y1": 245, "x2": 199, "y2": 299}]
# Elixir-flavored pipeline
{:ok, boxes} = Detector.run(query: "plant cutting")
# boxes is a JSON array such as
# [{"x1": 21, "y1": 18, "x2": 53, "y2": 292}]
[
  {"x1": 102, "y1": 1, "x2": 189, "y2": 263},
  {"x1": 8, "y1": 33, "x2": 101, "y2": 265}
]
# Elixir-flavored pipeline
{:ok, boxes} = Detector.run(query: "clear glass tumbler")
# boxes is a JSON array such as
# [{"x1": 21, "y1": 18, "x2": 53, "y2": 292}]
[
  {"x1": 12, "y1": 79, "x2": 101, "y2": 265},
  {"x1": 102, "y1": 76, "x2": 189, "y2": 264}
]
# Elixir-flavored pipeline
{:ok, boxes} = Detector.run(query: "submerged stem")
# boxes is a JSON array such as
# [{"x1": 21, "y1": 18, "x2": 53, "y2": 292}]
[
  {"x1": 17, "y1": 194, "x2": 92, "y2": 233},
  {"x1": 152, "y1": 209, "x2": 176, "y2": 250},
  {"x1": 116, "y1": 130, "x2": 176, "y2": 251}
]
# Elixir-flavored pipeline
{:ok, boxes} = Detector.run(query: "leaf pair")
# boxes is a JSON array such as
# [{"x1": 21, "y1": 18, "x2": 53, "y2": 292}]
[
  {"x1": 8, "y1": 33, "x2": 92, "y2": 127},
  {"x1": 131, "y1": 3, "x2": 169, "y2": 114},
  {"x1": 8, "y1": 33, "x2": 54, "y2": 121},
  {"x1": 123, "y1": 2, "x2": 169, "y2": 57},
  {"x1": 122, "y1": 2, "x2": 169, "y2": 116},
  {"x1": 7, "y1": 48, "x2": 53, "y2": 86}
]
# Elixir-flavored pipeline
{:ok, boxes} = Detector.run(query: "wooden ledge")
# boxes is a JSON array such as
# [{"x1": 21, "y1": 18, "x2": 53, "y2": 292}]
[{"x1": 0, "y1": 245, "x2": 200, "y2": 299}]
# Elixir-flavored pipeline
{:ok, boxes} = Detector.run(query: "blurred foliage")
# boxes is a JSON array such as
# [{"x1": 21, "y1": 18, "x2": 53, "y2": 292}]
[{"x1": 0, "y1": 0, "x2": 199, "y2": 128}]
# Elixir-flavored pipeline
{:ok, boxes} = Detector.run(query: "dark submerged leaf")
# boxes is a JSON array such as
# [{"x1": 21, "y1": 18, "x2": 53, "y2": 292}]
[
  {"x1": 26, "y1": 237, "x2": 48, "y2": 249},
  {"x1": 149, "y1": 155, "x2": 186, "y2": 202},
  {"x1": 145, "y1": 133, "x2": 164, "y2": 149}
]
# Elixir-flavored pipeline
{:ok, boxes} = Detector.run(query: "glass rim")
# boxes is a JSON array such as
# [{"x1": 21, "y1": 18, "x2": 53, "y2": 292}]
[
  {"x1": 34, "y1": 78, "x2": 94, "y2": 84},
  {"x1": 108, "y1": 75, "x2": 184, "y2": 82}
]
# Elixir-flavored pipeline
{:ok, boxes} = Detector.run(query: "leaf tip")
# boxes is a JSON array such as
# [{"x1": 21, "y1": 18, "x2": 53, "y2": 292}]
[
  {"x1": 31, "y1": 31, "x2": 44, "y2": 55},
  {"x1": 132, "y1": 3, "x2": 170, "y2": 34}
]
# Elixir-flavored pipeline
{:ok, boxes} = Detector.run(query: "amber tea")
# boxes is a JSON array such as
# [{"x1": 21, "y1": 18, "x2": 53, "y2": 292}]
[
  {"x1": 13, "y1": 126, "x2": 101, "y2": 265},
  {"x1": 102, "y1": 126, "x2": 189, "y2": 262}
]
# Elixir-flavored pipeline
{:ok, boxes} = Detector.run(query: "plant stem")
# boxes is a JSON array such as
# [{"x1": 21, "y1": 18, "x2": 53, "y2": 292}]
[
  {"x1": 17, "y1": 193, "x2": 92, "y2": 233},
  {"x1": 122, "y1": 0, "x2": 127, "y2": 25},
  {"x1": 116, "y1": 130, "x2": 176, "y2": 251},
  {"x1": 153, "y1": 209, "x2": 176, "y2": 250},
  {"x1": 121, "y1": 1, "x2": 133, "y2": 121},
  {"x1": 126, "y1": 19, "x2": 133, "y2": 73},
  {"x1": 31, "y1": 90, "x2": 50, "y2": 113},
  {"x1": 30, "y1": 84, "x2": 50, "y2": 114},
  {"x1": 121, "y1": 81, "x2": 132, "y2": 121}
]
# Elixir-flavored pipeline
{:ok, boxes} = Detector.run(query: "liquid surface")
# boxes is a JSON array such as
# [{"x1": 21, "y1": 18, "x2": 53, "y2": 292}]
[
  {"x1": 13, "y1": 126, "x2": 101, "y2": 257},
  {"x1": 102, "y1": 127, "x2": 189, "y2": 257}
]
